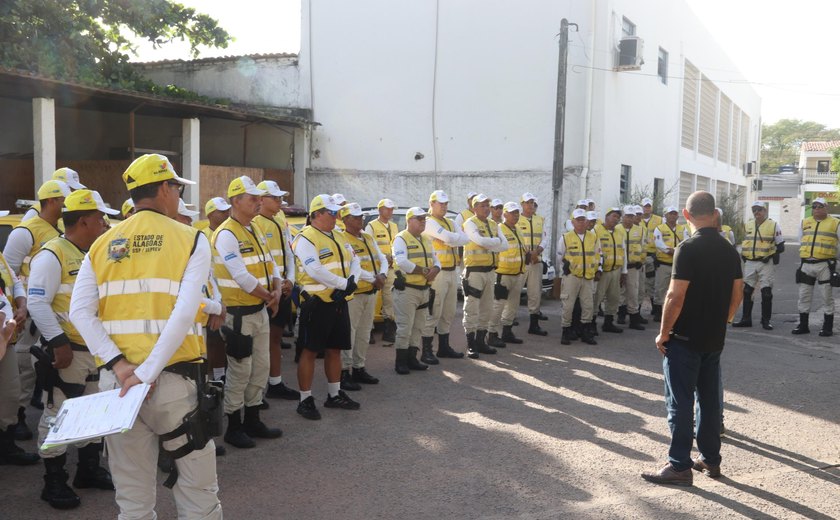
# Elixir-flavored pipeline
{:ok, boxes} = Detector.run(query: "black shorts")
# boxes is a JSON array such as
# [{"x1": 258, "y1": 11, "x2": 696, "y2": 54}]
[
  {"x1": 300, "y1": 298, "x2": 352, "y2": 352},
  {"x1": 269, "y1": 297, "x2": 292, "y2": 328}
]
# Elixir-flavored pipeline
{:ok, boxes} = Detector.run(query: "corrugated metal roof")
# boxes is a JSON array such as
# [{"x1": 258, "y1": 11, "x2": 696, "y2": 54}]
[
  {"x1": 135, "y1": 52, "x2": 298, "y2": 66},
  {"x1": 801, "y1": 140, "x2": 840, "y2": 152}
]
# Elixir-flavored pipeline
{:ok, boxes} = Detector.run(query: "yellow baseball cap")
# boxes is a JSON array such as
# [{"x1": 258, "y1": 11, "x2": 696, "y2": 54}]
[
  {"x1": 52, "y1": 168, "x2": 85, "y2": 189},
  {"x1": 339, "y1": 202, "x2": 363, "y2": 219},
  {"x1": 377, "y1": 198, "x2": 396, "y2": 209},
  {"x1": 123, "y1": 154, "x2": 194, "y2": 190},
  {"x1": 429, "y1": 190, "x2": 449, "y2": 203},
  {"x1": 205, "y1": 196, "x2": 231, "y2": 215},
  {"x1": 256, "y1": 180, "x2": 289, "y2": 197},
  {"x1": 37, "y1": 180, "x2": 71, "y2": 200},
  {"x1": 63, "y1": 189, "x2": 120, "y2": 215},
  {"x1": 406, "y1": 207, "x2": 429, "y2": 220},
  {"x1": 121, "y1": 198, "x2": 135, "y2": 217},
  {"x1": 310, "y1": 194, "x2": 341, "y2": 213},
  {"x1": 228, "y1": 176, "x2": 265, "y2": 198}
]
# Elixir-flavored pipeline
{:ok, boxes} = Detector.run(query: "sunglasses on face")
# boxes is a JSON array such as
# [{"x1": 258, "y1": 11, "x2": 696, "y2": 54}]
[
  {"x1": 166, "y1": 181, "x2": 185, "y2": 196},
  {"x1": 812, "y1": 204, "x2": 825, "y2": 209},
  {"x1": 325, "y1": 209, "x2": 338, "y2": 217}
]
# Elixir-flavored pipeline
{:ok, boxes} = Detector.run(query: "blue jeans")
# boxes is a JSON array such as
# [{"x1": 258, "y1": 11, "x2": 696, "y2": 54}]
[{"x1": 662, "y1": 338, "x2": 722, "y2": 471}]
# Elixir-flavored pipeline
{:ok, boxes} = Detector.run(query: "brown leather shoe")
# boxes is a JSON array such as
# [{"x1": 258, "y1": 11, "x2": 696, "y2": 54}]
[
  {"x1": 692, "y1": 457, "x2": 721, "y2": 478},
  {"x1": 641, "y1": 463, "x2": 693, "y2": 486}
]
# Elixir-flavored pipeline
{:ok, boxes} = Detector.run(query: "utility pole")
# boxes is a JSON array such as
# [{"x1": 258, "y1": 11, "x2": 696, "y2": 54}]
[{"x1": 550, "y1": 19, "x2": 576, "y2": 262}]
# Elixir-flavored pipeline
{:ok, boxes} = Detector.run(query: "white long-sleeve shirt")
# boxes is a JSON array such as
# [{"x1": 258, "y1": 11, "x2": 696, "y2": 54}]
[
  {"x1": 654, "y1": 225, "x2": 690, "y2": 252},
  {"x1": 26, "y1": 247, "x2": 68, "y2": 344},
  {"x1": 463, "y1": 219, "x2": 509, "y2": 252},
  {"x1": 293, "y1": 231, "x2": 362, "y2": 291},
  {"x1": 556, "y1": 232, "x2": 602, "y2": 277},
  {"x1": 70, "y1": 234, "x2": 211, "y2": 384},
  {"x1": 202, "y1": 274, "x2": 223, "y2": 317},
  {"x1": 0, "y1": 255, "x2": 25, "y2": 301},
  {"x1": 393, "y1": 233, "x2": 442, "y2": 273},
  {"x1": 2, "y1": 227, "x2": 35, "y2": 275},
  {"x1": 214, "y1": 226, "x2": 281, "y2": 294},
  {"x1": 348, "y1": 232, "x2": 388, "y2": 283},
  {"x1": 422, "y1": 217, "x2": 469, "y2": 247}
]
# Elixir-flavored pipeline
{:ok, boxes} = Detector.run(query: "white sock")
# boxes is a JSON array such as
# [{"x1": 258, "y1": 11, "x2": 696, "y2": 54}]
[
  {"x1": 268, "y1": 376, "x2": 283, "y2": 386},
  {"x1": 327, "y1": 382, "x2": 341, "y2": 397},
  {"x1": 299, "y1": 390, "x2": 312, "y2": 402},
  {"x1": 212, "y1": 368, "x2": 225, "y2": 380}
]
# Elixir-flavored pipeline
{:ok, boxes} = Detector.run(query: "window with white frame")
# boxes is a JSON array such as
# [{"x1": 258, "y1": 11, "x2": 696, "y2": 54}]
[
  {"x1": 620, "y1": 165, "x2": 631, "y2": 201},
  {"x1": 622, "y1": 17, "x2": 636, "y2": 37}
]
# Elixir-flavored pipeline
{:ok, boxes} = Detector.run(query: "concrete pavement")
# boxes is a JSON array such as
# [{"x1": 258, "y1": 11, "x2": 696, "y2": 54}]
[{"x1": 2, "y1": 247, "x2": 839, "y2": 519}]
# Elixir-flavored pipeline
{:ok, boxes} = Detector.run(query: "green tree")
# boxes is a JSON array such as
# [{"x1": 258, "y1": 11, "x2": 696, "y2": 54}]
[
  {"x1": 761, "y1": 119, "x2": 840, "y2": 174},
  {"x1": 0, "y1": 1, "x2": 230, "y2": 92}
]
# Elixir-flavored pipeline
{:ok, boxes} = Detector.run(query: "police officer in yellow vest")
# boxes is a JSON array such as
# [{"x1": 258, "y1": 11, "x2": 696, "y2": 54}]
[
  {"x1": 558, "y1": 208, "x2": 600, "y2": 345},
  {"x1": 517, "y1": 193, "x2": 549, "y2": 336},
  {"x1": 365, "y1": 198, "x2": 399, "y2": 344},
  {"x1": 212, "y1": 176, "x2": 284, "y2": 448},
  {"x1": 641, "y1": 198, "x2": 663, "y2": 312},
  {"x1": 594, "y1": 207, "x2": 628, "y2": 333},
  {"x1": 70, "y1": 154, "x2": 222, "y2": 519},
  {"x1": 202, "y1": 197, "x2": 231, "y2": 385},
  {"x1": 491, "y1": 202, "x2": 528, "y2": 345},
  {"x1": 652, "y1": 206, "x2": 689, "y2": 322},
  {"x1": 292, "y1": 194, "x2": 362, "y2": 420},
  {"x1": 462, "y1": 194, "x2": 509, "y2": 358},
  {"x1": 733, "y1": 201, "x2": 785, "y2": 330},
  {"x1": 454, "y1": 191, "x2": 478, "y2": 230},
  {"x1": 392, "y1": 207, "x2": 441, "y2": 373},
  {"x1": 792, "y1": 197, "x2": 840, "y2": 336},
  {"x1": 337, "y1": 203, "x2": 387, "y2": 387},
  {"x1": 421, "y1": 190, "x2": 469, "y2": 359},
  {"x1": 619, "y1": 206, "x2": 647, "y2": 330},
  {"x1": 3, "y1": 179, "x2": 70, "y2": 439},
  {"x1": 632, "y1": 205, "x2": 649, "y2": 319},
  {"x1": 254, "y1": 180, "x2": 300, "y2": 401},
  {"x1": 28, "y1": 190, "x2": 117, "y2": 508}
]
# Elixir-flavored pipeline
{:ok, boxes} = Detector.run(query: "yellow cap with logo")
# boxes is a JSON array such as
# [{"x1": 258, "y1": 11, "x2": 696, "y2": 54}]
[
  {"x1": 205, "y1": 196, "x2": 232, "y2": 215},
  {"x1": 309, "y1": 194, "x2": 341, "y2": 214},
  {"x1": 121, "y1": 198, "x2": 135, "y2": 217},
  {"x1": 52, "y1": 168, "x2": 86, "y2": 189},
  {"x1": 122, "y1": 154, "x2": 194, "y2": 190},
  {"x1": 228, "y1": 176, "x2": 265, "y2": 198},
  {"x1": 63, "y1": 189, "x2": 120, "y2": 215},
  {"x1": 37, "y1": 180, "x2": 71, "y2": 200}
]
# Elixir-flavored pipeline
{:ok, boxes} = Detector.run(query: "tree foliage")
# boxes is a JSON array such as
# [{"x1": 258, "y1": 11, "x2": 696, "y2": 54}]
[
  {"x1": 761, "y1": 119, "x2": 840, "y2": 174},
  {"x1": 0, "y1": 0, "x2": 230, "y2": 97}
]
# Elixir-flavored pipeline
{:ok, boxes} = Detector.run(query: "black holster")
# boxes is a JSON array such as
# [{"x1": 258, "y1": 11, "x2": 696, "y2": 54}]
[
  {"x1": 462, "y1": 277, "x2": 483, "y2": 298},
  {"x1": 30, "y1": 346, "x2": 85, "y2": 407},
  {"x1": 426, "y1": 288, "x2": 436, "y2": 315},
  {"x1": 494, "y1": 274, "x2": 509, "y2": 300},
  {"x1": 796, "y1": 262, "x2": 817, "y2": 286},
  {"x1": 393, "y1": 271, "x2": 407, "y2": 291},
  {"x1": 830, "y1": 261, "x2": 840, "y2": 288},
  {"x1": 221, "y1": 312, "x2": 253, "y2": 360}
]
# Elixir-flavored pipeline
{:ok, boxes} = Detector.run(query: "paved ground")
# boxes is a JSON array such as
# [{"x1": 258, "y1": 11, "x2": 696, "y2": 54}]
[{"x1": 2, "y1": 247, "x2": 840, "y2": 519}]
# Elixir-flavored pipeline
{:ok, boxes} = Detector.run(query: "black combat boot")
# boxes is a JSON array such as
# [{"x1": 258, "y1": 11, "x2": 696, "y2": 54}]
[
  {"x1": 14, "y1": 406, "x2": 32, "y2": 441},
  {"x1": 394, "y1": 349, "x2": 411, "y2": 374},
  {"x1": 637, "y1": 313, "x2": 649, "y2": 325},
  {"x1": 420, "y1": 336, "x2": 439, "y2": 365},
  {"x1": 501, "y1": 325, "x2": 523, "y2": 344},
  {"x1": 381, "y1": 319, "x2": 396, "y2": 345},
  {"x1": 602, "y1": 315, "x2": 623, "y2": 333},
  {"x1": 760, "y1": 287, "x2": 773, "y2": 330},
  {"x1": 528, "y1": 314, "x2": 548, "y2": 336},
  {"x1": 224, "y1": 410, "x2": 256, "y2": 449},
  {"x1": 352, "y1": 367, "x2": 379, "y2": 384},
  {"x1": 73, "y1": 443, "x2": 113, "y2": 490},
  {"x1": 466, "y1": 332, "x2": 479, "y2": 359},
  {"x1": 819, "y1": 314, "x2": 834, "y2": 337},
  {"x1": 652, "y1": 304, "x2": 662, "y2": 323},
  {"x1": 628, "y1": 313, "x2": 646, "y2": 330},
  {"x1": 733, "y1": 285, "x2": 754, "y2": 327},
  {"x1": 590, "y1": 318, "x2": 599, "y2": 336},
  {"x1": 340, "y1": 369, "x2": 361, "y2": 391},
  {"x1": 243, "y1": 405, "x2": 283, "y2": 439},
  {"x1": 580, "y1": 323, "x2": 598, "y2": 345},
  {"x1": 616, "y1": 305, "x2": 628, "y2": 324},
  {"x1": 560, "y1": 327, "x2": 573, "y2": 345},
  {"x1": 42, "y1": 454, "x2": 80, "y2": 509},
  {"x1": 407, "y1": 347, "x2": 429, "y2": 370},
  {"x1": 436, "y1": 333, "x2": 464, "y2": 359},
  {"x1": 474, "y1": 330, "x2": 497, "y2": 355},
  {"x1": 791, "y1": 313, "x2": 810, "y2": 335},
  {"x1": 487, "y1": 332, "x2": 506, "y2": 348},
  {"x1": 0, "y1": 425, "x2": 39, "y2": 466}
]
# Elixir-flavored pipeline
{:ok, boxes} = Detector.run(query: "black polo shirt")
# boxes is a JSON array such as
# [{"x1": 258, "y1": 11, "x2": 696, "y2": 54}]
[{"x1": 671, "y1": 227, "x2": 742, "y2": 352}]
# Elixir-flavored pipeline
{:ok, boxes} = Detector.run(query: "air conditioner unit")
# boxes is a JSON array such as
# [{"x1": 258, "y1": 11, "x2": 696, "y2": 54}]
[{"x1": 616, "y1": 36, "x2": 644, "y2": 70}]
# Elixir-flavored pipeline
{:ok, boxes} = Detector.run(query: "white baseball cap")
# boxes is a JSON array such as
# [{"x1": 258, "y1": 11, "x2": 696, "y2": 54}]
[
  {"x1": 332, "y1": 193, "x2": 347, "y2": 205},
  {"x1": 429, "y1": 190, "x2": 449, "y2": 203},
  {"x1": 623, "y1": 205, "x2": 635, "y2": 215},
  {"x1": 339, "y1": 202, "x2": 363, "y2": 218},
  {"x1": 406, "y1": 207, "x2": 429, "y2": 220},
  {"x1": 178, "y1": 199, "x2": 200, "y2": 217},
  {"x1": 585, "y1": 199, "x2": 595, "y2": 205},
  {"x1": 641, "y1": 197, "x2": 653, "y2": 206},
  {"x1": 634, "y1": 205, "x2": 644, "y2": 215},
  {"x1": 664, "y1": 206, "x2": 678, "y2": 214},
  {"x1": 606, "y1": 207, "x2": 622, "y2": 216},
  {"x1": 63, "y1": 190, "x2": 120, "y2": 216},
  {"x1": 310, "y1": 194, "x2": 342, "y2": 213},
  {"x1": 472, "y1": 193, "x2": 490, "y2": 204},
  {"x1": 576, "y1": 199, "x2": 588, "y2": 207},
  {"x1": 812, "y1": 197, "x2": 827, "y2": 206},
  {"x1": 504, "y1": 201, "x2": 522, "y2": 213},
  {"x1": 258, "y1": 180, "x2": 289, "y2": 197},
  {"x1": 491, "y1": 198, "x2": 503, "y2": 208},
  {"x1": 0, "y1": 210, "x2": 8, "y2": 218},
  {"x1": 377, "y1": 198, "x2": 396, "y2": 209},
  {"x1": 521, "y1": 192, "x2": 537, "y2": 203},
  {"x1": 205, "y1": 196, "x2": 231, "y2": 215},
  {"x1": 53, "y1": 167, "x2": 86, "y2": 190},
  {"x1": 467, "y1": 191, "x2": 478, "y2": 200},
  {"x1": 586, "y1": 211, "x2": 598, "y2": 220},
  {"x1": 572, "y1": 208, "x2": 587, "y2": 219},
  {"x1": 751, "y1": 200, "x2": 766, "y2": 209}
]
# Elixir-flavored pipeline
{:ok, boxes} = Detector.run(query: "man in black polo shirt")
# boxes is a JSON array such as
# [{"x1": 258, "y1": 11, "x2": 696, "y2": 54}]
[{"x1": 642, "y1": 191, "x2": 743, "y2": 487}]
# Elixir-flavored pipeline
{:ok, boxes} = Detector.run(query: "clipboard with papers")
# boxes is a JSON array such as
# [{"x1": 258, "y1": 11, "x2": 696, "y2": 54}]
[{"x1": 41, "y1": 383, "x2": 151, "y2": 450}]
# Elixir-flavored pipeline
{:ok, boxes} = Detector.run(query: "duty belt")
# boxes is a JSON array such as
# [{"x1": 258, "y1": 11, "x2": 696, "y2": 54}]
[
  {"x1": 227, "y1": 303, "x2": 265, "y2": 316},
  {"x1": 465, "y1": 266, "x2": 494, "y2": 274},
  {"x1": 802, "y1": 258, "x2": 830, "y2": 264},
  {"x1": 404, "y1": 283, "x2": 430, "y2": 291},
  {"x1": 441, "y1": 266, "x2": 456, "y2": 271}
]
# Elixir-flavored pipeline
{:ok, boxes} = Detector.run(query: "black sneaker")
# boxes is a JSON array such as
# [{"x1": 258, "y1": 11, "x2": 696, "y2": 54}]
[
  {"x1": 324, "y1": 390, "x2": 361, "y2": 410},
  {"x1": 266, "y1": 382, "x2": 301, "y2": 400},
  {"x1": 296, "y1": 396, "x2": 321, "y2": 420},
  {"x1": 352, "y1": 367, "x2": 379, "y2": 385}
]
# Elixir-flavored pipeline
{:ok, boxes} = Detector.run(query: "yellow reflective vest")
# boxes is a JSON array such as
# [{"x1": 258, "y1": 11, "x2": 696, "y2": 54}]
[
  {"x1": 624, "y1": 224, "x2": 646, "y2": 265},
  {"x1": 464, "y1": 216, "x2": 500, "y2": 268},
  {"x1": 643, "y1": 214, "x2": 663, "y2": 254},
  {"x1": 88, "y1": 210, "x2": 204, "y2": 366},
  {"x1": 37, "y1": 237, "x2": 86, "y2": 345},
  {"x1": 655, "y1": 223, "x2": 686, "y2": 265},
  {"x1": 800, "y1": 216, "x2": 840, "y2": 260},
  {"x1": 368, "y1": 219, "x2": 398, "y2": 257},
  {"x1": 562, "y1": 230, "x2": 599, "y2": 280},
  {"x1": 0, "y1": 253, "x2": 19, "y2": 343},
  {"x1": 459, "y1": 209, "x2": 475, "y2": 229},
  {"x1": 293, "y1": 226, "x2": 355, "y2": 303},
  {"x1": 595, "y1": 224, "x2": 626, "y2": 272},
  {"x1": 497, "y1": 223, "x2": 526, "y2": 275},
  {"x1": 427, "y1": 215, "x2": 461, "y2": 269},
  {"x1": 742, "y1": 219, "x2": 778, "y2": 260},
  {"x1": 254, "y1": 213, "x2": 289, "y2": 278},
  {"x1": 15, "y1": 216, "x2": 61, "y2": 287},
  {"x1": 516, "y1": 214, "x2": 544, "y2": 255},
  {"x1": 395, "y1": 230, "x2": 435, "y2": 287},
  {"x1": 343, "y1": 230, "x2": 381, "y2": 294},
  {"x1": 212, "y1": 217, "x2": 274, "y2": 308}
]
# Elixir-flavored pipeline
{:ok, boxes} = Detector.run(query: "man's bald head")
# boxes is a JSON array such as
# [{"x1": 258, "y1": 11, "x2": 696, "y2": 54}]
[{"x1": 686, "y1": 191, "x2": 715, "y2": 218}]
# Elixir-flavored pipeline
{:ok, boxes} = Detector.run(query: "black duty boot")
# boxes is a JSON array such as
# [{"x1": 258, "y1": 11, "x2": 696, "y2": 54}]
[
  {"x1": 602, "y1": 315, "x2": 623, "y2": 333},
  {"x1": 42, "y1": 455, "x2": 80, "y2": 509},
  {"x1": 0, "y1": 425, "x2": 38, "y2": 466},
  {"x1": 560, "y1": 327, "x2": 573, "y2": 345},
  {"x1": 581, "y1": 323, "x2": 598, "y2": 345},
  {"x1": 760, "y1": 287, "x2": 773, "y2": 330},
  {"x1": 638, "y1": 312, "x2": 649, "y2": 325},
  {"x1": 395, "y1": 349, "x2": 411, "y2": 374},
  {"x1": 352, "y1": 367, "x2": 380, "y2": 384},
  {"x1": 436, "y1": 333, "x2": 464, "y2": 359},
  {"x1": 501, "y1": 325, "x2": 524, "y2": 344},
  {"x1": 537, "y1": 311, "x2": 548, "y2": 321},
  {"x1": 407, "y1": 347, "x2": 429, "y2": 370},
  {"x1": 652, "y1": 304, "x2": 662, "y2": 323},
  {"x1": 733, "y1": 285, "x2": 754, "y2": 327},
  {"x1": 340, "y1": 369, "x2": 362, "y2": 391},
  {"x1": 243, "y1": 405, "x2": 283, "y2": 439},
  {"x1": 420, "y1": 336, "x2": 440, "y2": 365},
  {"x1": 617, "y1": 305, "x2": 628, "y2": 325},
  {"x1": 381, "y1": 319, "x2": 396, "y2": 345},
  {"x1": 590, "y1": 318, "x2": 599, "y2": 336},
  {"x1": 466, "y1": 332, "x2": 479, "y2": 359},
  {"x1": 567, "y1": 324, "x2": 580, "y2": 341},
  {"x1": 73, "y1": 444, "x2": 113, "y2": 490},
  {"x1": 224, "y1": 410, "x2": 256, "y2": 449},
  {"x1": 819, "y1": 314, "x2": 834, "y2": 337},
  {"x1": 487, "y1": 332, "x2": 506, "y2": 348},
  {"x1": 528, "y1": 314, "x2": 548, "y2": 336},
  {"x1": 474, "y1": 330, "x2": 497, "y2": 355},
  {"x1": 792, "y1": 313, "x2": 810, "y2": 335},
  {"x1": 14, "y1": 406, "x2": 32, "y2": 441},
  {"x1": 628, "y1": 313, "x2": 646, "y2": 331}
]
